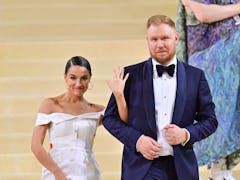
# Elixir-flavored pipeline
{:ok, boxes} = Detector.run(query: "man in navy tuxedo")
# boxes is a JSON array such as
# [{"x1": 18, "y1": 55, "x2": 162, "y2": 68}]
[{"x1": 103, "y1": 15, "x2": 218, "y2": 180}]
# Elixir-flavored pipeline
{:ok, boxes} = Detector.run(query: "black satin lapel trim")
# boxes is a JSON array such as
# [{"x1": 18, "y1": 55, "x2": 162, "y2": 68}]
[
  {"x1": 172, "y1": 61, "x2": 186, "y2": 125},
  {"x1": 143, "y1": 59, "x2": 157, "y2": 133}
]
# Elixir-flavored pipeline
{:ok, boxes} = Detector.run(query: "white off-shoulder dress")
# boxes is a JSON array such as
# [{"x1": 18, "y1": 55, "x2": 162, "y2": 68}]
[{"x1": 35, "y1": 111, "x2": 104, "y2": 180}]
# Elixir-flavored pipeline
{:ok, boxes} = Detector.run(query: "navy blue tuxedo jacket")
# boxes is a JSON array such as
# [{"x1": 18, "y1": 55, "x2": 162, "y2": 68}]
[{"x1": 103, "y1": 58, "x2": 218, "y2": 180}]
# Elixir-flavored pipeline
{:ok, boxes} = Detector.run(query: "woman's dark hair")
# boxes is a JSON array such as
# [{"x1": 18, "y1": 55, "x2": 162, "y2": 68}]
[{"x1": 65, "y1": 56, "x2": 92, "y2": 76}]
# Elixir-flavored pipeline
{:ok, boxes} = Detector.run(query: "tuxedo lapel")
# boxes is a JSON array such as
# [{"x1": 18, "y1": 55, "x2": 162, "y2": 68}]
[
  {"x1": 142, "y1": 59, "x2": 157, "y2": 133},
  {"x1": 172, "y1": 60, "x2": 187, "y2": 125}
]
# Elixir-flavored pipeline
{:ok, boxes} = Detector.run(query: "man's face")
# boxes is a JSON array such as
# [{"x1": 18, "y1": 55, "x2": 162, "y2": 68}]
[{"x1": 146, "y1": 24, "x2": 179, "y2": 65}]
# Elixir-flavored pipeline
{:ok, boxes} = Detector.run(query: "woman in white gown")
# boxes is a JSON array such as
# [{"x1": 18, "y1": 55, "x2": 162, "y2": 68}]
[{"x1": 31, "y1": 56, "x2": 105, "y2": 180}]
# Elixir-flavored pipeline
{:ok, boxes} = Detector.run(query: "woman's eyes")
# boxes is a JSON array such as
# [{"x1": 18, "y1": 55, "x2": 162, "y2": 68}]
[
  {"x1": 82, "y1": 76, "x2": 88, "y2": 80},
  {"x1": 70, "y1": 76, "x2": 88, "y2": 80}
]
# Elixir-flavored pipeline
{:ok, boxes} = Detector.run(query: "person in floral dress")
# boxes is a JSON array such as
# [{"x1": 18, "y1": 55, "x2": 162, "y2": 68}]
[{"x1": 176, "y1": 0, "x2": 240, "y2": 179}]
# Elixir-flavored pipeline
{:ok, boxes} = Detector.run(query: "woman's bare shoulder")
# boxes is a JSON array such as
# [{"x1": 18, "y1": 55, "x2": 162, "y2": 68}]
[
  {"x1": 91, "y1": 103, "x2": 105, "y2": 112},
  {"x1": 38, "y1": 95, "x2": 61, "y2": 114}
]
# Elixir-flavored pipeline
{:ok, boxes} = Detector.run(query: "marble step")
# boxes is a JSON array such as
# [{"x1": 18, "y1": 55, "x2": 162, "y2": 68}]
[
  {"x1": 3, "y1": 1, "x2": 177, "y2": 22},
  {"x1": 0, "y1": 152, "x2": 122, "y2": 174},
  {"x1": 0, "y1": 95, "x2": 110, "y2": 116},
  {"x1": 0, "y1": 40, "x2": 148, "y2": 62},
  {"x1": 0, "y1": 115, "x2": 35, "y2": 134},
  {"x1": 0, "y1": 126, "x2": 122, "y2": 154},
  {"x1": 1, "y1": 1, "x2": 178, "y2": 42},
  {"x1": 0, "y1": 172, "x2": 120, "y2": 180},
  {"x1": 0, "y1": 76, "x2": 113, "y2": 96}
]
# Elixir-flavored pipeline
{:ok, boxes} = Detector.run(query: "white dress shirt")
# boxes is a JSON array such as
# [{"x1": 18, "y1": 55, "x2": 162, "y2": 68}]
[{"x1": 152, "y1": 56, "x2": 177, "y2": 156}]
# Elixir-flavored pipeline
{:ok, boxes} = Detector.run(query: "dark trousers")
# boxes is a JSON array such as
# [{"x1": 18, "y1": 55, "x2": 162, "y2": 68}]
[{"x1": 143, "y1": 156, "x2": 178, "y2": 180}]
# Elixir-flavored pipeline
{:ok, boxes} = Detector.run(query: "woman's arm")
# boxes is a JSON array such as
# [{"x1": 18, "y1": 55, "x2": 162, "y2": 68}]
[
  {"x1": 31, "y1": 125, "x2": 67, "y2": 180},
  {"x1": 114, "y1": 91, "x2": 128, "y2": 123},
  {"x1": 31, "y1": 100, "x2": 67, "y2": 180},
  {"x1": 107, "y1": 67, "x2": 129, "y2": 123},
  {"x1": 182, "y1": 0, "x2": 240, "y2": 23}
]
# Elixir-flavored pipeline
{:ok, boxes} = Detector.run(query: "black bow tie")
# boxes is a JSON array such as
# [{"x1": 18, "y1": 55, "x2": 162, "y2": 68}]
[{"x1": 156, "y1": 64, "x2": 175, "y2": 77}]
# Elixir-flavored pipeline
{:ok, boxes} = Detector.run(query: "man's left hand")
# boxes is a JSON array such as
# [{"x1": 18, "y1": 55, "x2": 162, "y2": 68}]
[{"x1": 164, "y1": 124, "x2": 187, "y2": 145}]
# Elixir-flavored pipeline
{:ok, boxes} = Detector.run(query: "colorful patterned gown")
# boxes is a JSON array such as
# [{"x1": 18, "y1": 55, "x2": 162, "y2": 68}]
[{"x1": 176, "y1": 0, "x2": 240, "y2": 168}]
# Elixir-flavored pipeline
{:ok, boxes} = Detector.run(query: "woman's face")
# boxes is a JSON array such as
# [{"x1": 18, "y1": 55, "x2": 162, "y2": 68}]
[{"x1": 64, "y1": 65, "x2": 91, "y2": 97}]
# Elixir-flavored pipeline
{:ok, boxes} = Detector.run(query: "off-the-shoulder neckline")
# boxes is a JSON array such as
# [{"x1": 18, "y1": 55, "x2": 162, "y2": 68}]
[{"x1": 38, "y1": 110, "x2": 104, "y2": 117}]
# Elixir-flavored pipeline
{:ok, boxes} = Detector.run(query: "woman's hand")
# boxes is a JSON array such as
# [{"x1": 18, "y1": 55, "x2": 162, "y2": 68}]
[
  {"x1": 107, "y1": 66, "x2": 129, "y2": 122},
  {"x1": 107, "y1": 66, "x2": 129, "y2": 97},
  {"x1": 53, "y1": 168, "x2": 68, "y2": 180}
]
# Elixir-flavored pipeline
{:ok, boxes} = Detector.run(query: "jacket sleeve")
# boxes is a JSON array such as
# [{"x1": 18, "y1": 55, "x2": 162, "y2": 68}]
[{"x1": 102, "y1": 93, "x2": 142, "y2": 151}]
